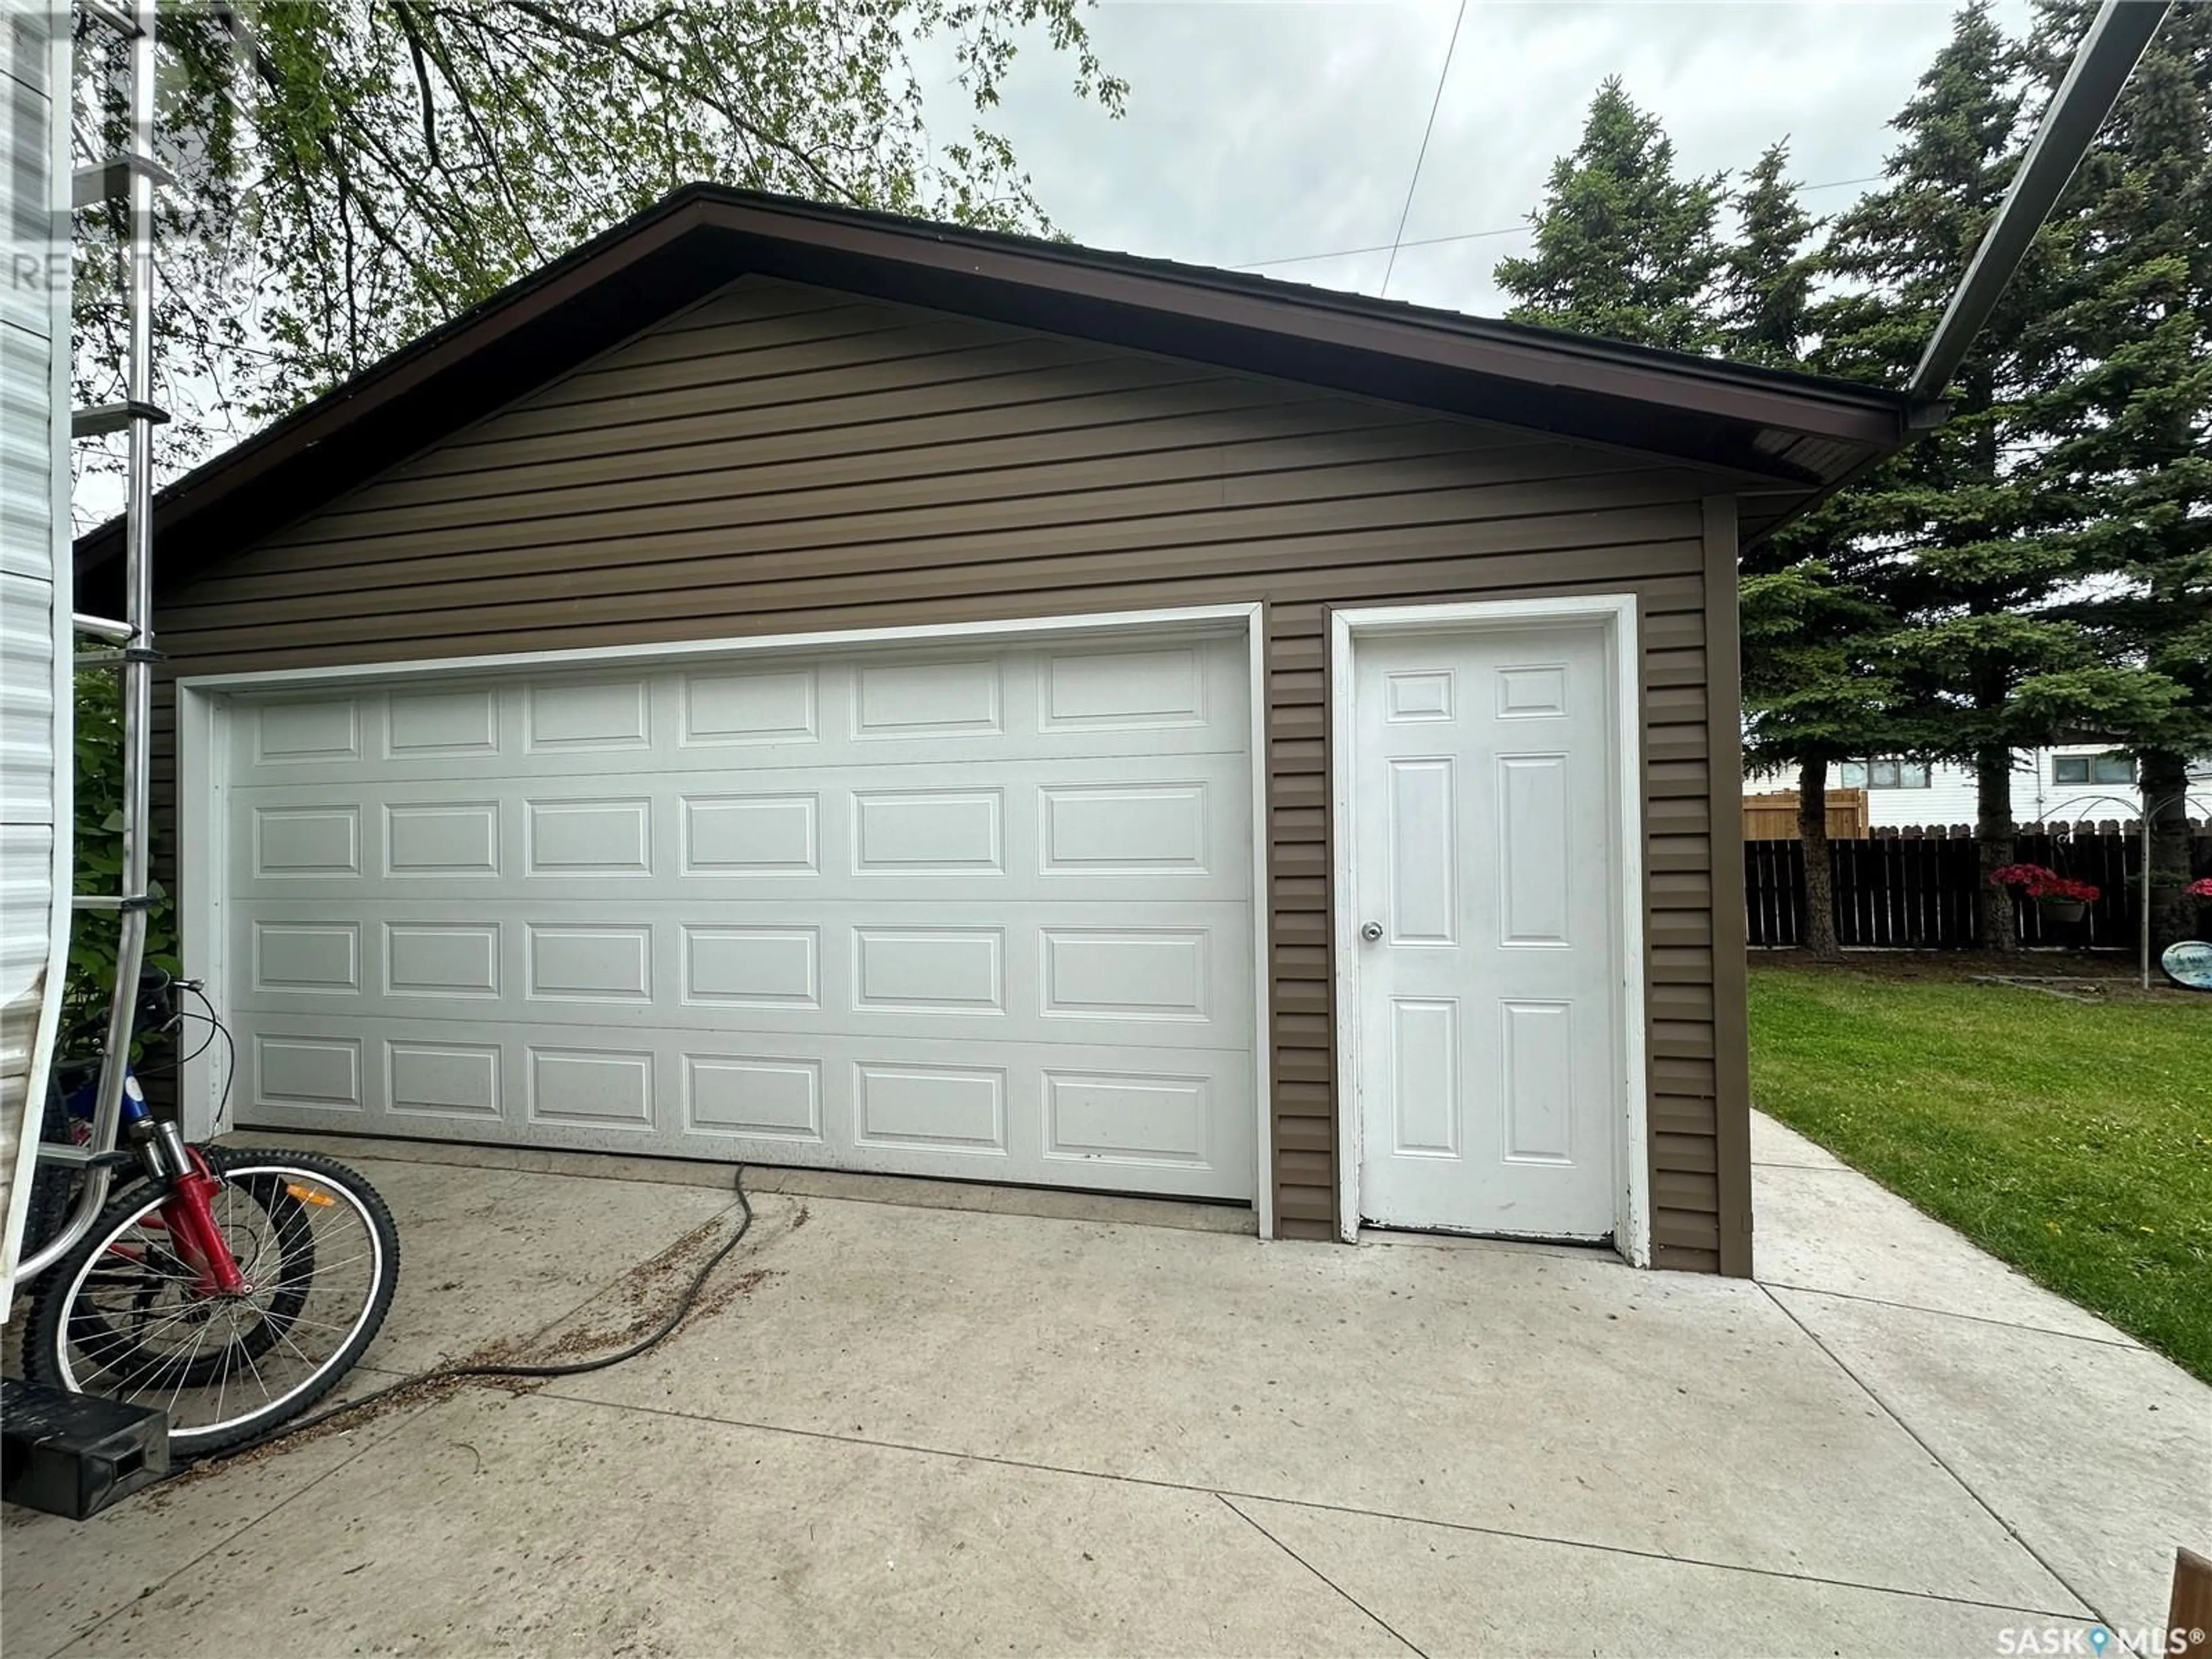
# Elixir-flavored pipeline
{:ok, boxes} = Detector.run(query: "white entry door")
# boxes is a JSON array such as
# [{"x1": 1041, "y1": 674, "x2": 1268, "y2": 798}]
[{"x1": 1350, "y1": 623, "x2": 1622, "y2": 1239}]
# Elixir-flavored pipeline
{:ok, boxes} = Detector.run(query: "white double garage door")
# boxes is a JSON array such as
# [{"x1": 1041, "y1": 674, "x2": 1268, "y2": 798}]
[{"x1": 215, "y1": 629, "x2": 1257, "y2": 1202}]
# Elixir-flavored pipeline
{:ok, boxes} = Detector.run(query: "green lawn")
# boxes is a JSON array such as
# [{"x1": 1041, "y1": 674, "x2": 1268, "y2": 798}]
[{"x1": 1748, "y1": 964, "x2": 2212, "y2": 1381}]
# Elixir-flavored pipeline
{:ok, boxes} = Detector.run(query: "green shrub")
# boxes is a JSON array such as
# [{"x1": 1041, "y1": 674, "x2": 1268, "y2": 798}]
[{"x1": 63, "y1": 670, "x2": 177, "y2": 1044}]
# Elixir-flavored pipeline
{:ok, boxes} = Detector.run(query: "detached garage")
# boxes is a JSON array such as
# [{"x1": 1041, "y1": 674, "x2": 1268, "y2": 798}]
[{"x1": 90, "y1": 186, "x2": 1916, "y2": 1270}]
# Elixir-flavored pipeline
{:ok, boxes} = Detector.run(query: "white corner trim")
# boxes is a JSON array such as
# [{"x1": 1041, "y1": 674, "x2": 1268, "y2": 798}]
[
  {"x1": 1608, "y1": 602, "x2": 1651, "y2": 1268},
  {"x1": 1244, "y1": 603, "x2": 1275, "y2": 1241},
  {"x1": 1329, "y1": 612, "x2": 1361, "y2": 1243},
  {"x1": 1328, "y1": 595, "x2": 1650, "y2": 1265},
  {"x1": 177, "y1": 682, "x2": 227, "y2": 1139},
  {"x1": 176, "y1": 601, "x2": 1277, "y2": 1221}
]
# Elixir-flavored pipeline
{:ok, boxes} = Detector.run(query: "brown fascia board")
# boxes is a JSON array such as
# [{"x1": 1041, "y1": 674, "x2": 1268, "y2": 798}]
[
  {"x1": 683, "y1": 193, "x2": 1910, "y2": 449},
  {"x1": 698, "y1": 216, "x2": 1836, "y2": 490},
  {"x1": 79, "y1": 183, "x2": 1921, "y2": 585}
]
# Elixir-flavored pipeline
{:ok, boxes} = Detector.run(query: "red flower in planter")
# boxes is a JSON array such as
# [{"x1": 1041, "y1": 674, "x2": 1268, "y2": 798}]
[
  {"x1": 2039, "y1": 875, "x2": 2103, "y2": 904},
  {"x1": 1988, "y1": 863, "x2": 2101, "y2": 904},
  {"x1": 2185, "y1": 877, "x2": 2212, "y2": 900}
]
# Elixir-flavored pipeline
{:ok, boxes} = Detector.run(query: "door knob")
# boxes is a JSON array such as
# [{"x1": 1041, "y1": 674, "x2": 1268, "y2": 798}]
[{"x1": 1361, "y1": 922, "x2": 1384, "y2": 942}]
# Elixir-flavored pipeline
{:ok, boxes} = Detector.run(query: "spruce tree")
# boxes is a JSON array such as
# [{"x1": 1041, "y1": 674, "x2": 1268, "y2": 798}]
[
  {"x1": 1494, "y1": 77, "x2": 1726, "y2": 351},
  {"x1": 2021, "y1": 0, "x2": 2212, "y2": 953},
  {"x1": 1726, "y1": 142, "x2": 1899, "y2": 959},
  {"x1": 1815, "y1": 0, "x2": 2179, "y2": 953},
  {"x1": 1740, "y1": 562, "x2": 1899, "y2": 958},
  {"x1": 1719, "y1": 142, "x2": 1818, "y2": 369}
]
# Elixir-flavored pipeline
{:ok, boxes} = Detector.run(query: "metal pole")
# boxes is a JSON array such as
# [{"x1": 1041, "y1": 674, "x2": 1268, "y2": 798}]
[
  {"x1": 2139, "y1": 788, "x2": 2207, "y2": 990},
  {"x1": 17, "y1": 0, "x2": 159, "y2": 1283},
  {"x1": 1910, "y1": 0, "x2": 2172, "y2": 399},
  {"x1": 2046, "y1": 787, "x2": 2206, "y2": 992},
  {"x1": 103, "y1": 0, "x2": 160, "y2": 1164}
]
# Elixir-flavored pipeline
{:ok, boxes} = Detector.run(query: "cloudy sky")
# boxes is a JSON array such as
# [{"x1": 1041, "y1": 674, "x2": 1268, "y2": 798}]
[{"x1": 925, "y1": 0, "x2": 2035, "y2": 319}]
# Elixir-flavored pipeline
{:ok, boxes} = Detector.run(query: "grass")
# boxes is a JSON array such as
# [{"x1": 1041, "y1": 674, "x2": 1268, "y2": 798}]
[{"x1": 1748, "y1": 963, "x2": 2212, "y2": 1381}]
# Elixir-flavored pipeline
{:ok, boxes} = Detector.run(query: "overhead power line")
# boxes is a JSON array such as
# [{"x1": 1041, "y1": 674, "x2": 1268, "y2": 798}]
[
  {"x1": 1238, "y1": 171, "x2": 1887, "y2": 276},
  {"x1": 1378, "y1": 0, "x2": 1468, "y2": 299},
  {"x1": 1240, "y1": 220, "x2": 1522, "y2": 272}
]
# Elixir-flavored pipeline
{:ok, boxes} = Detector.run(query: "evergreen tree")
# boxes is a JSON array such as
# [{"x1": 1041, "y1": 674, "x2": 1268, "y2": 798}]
[
  {"x1": 2020, "y1": 0, "x2": 2212, "y2": 953},
  {"x1": 1494, "y1": 77, "x2": 1726, "y2": 351},
  {"x1": 1815, "y1": 0, "x2": 2180, "y2": 952},
  {"x1": 1719, "y1": 142, "x2": 1817, "y2": 369},
  {"x1": 1740, "y1": 562, "x2": 1900, "y2": 959},
  {"x1": 1725, "y1": 141, "x2": 1901, "y2": 959}
]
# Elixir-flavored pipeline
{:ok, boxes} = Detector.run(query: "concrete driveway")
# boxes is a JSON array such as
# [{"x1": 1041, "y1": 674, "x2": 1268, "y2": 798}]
[{"x1": 6, "y1": 1116, "x2": 2207, "y2": 1658}]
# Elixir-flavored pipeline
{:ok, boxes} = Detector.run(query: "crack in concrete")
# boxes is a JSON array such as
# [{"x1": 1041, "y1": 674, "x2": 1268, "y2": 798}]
[
  {"x1": 531, "y1": 1384, "x2": 2107, "y2": 1625},
  {"x1": 1758, "y1": 1278, "x2": 2141, "y2": 1351},
  {"x1": 1758, "y1": 1281, "x2": 2107, "y2": 1627},
  {"x1": 1216, "y1": 1491, "x2": 1430, "y2": 1656}
]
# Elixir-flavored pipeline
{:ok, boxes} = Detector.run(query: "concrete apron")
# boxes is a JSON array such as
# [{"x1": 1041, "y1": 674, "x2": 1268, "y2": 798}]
[{"x1": 1, "y1": 1123, "x2": 2202, "y2": 1658}]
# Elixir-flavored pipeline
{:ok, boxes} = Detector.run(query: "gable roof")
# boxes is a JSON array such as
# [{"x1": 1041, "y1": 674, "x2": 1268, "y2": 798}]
[{"x1": 81, "y1": 183, "x2": 1931, "y2": 582}]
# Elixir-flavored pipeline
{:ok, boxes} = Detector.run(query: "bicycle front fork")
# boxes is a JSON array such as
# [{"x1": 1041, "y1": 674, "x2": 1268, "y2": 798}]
[
  {"x1": 61, "y1": 1063, "x2": 251, "y2": 1297},
  {"x1": 137, "y1": 1120, "x2": 249, "y2": 1298}
]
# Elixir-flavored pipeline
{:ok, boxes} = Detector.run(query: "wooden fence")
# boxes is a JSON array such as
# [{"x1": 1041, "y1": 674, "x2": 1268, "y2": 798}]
[
  {"x1": 1745, "y1": 820, "x2": 2212, "y2": 950},
  {"x1": 1743, "y1": 787, "x2": 1869, "y2": 840}
]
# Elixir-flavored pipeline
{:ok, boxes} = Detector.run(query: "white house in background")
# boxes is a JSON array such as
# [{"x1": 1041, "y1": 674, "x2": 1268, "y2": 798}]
[{"x1": 1749, "y1": 744, "x2": 2212, "y2": 830}]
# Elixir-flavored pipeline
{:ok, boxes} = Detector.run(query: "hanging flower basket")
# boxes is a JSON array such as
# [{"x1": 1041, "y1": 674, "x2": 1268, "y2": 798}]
[
  {"x1": 2187, "y1": 878, "x2": 2212, "y2": 937},
  {"x1": 1990, "y1": 863, "x2": 2102, "y2": 927}
]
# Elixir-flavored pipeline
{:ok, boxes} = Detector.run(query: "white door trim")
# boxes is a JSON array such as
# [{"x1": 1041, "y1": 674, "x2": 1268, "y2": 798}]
[
  {"x1": 1328, "y1": 596, "x2": 1649, "y2": 1265},
  {"x1": 177, "y1": 602, "x2": 1278, "y2": 1238}
]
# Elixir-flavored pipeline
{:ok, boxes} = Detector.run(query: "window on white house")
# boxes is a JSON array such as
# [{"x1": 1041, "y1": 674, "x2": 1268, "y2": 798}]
[
  {"x1": 2053, "y1": 754, "x2": 2134, "y2": 786},
  {"x1": 1841, "y1": 758, "x2": 1931, "y2": 789}
]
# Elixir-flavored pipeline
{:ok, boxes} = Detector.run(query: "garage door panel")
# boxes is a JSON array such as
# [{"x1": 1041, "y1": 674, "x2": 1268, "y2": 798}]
[
  {"x1": 228, "y1": 753, "x2": 1249, "y2": 903},
  {"x1": 232, "y1": 642, "x2": 1249, "y2": 791},
  {"x1": 238, "y1": 717, "x2": 1245, "y2": 788},
  {"x1": 223, "y1": 630, "x2": 1257, "y2": 1200},
  {"x1": 230, "y1": 1014, "x2": 1255, "y2": 1199},
  {"x1": 228, "y1": 900, "x2": 1252, "y2": 1047}
]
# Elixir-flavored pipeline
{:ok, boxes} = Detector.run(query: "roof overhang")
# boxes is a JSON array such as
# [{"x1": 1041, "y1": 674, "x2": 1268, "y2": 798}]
[{"x1": 78, "y1": 184, "x2": 1927, "y2": 585}]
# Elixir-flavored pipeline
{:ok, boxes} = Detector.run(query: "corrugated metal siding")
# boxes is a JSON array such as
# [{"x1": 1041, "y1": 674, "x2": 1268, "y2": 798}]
[
  {"x1": 1, "y1": 1, "x2": 63, "y2": 1304},
  {"x1": 152, "y1": 275, "x2": 1741, "y2": 1263}
]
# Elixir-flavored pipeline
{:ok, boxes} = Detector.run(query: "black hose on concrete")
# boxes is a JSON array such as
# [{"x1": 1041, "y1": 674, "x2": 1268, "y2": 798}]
[{"x1": 191, "y1": 1168, "x2": 755, "y2": 1466}]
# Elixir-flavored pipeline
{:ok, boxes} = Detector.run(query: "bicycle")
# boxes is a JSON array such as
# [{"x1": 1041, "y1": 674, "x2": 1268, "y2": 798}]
[{"x1": 15, "y1": 967, "x2": 402, "y2": 1459}]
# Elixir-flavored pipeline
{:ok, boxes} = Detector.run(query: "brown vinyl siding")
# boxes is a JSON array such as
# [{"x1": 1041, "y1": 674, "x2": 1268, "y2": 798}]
[{"x1": 150, "y1": 275, "x2": 1743, "y2": 1263}]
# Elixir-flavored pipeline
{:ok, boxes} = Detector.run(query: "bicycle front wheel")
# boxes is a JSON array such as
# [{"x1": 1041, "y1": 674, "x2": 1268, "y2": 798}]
[{"x1": 24, "y1": 1147, "x2": 401, "y2": 1455}]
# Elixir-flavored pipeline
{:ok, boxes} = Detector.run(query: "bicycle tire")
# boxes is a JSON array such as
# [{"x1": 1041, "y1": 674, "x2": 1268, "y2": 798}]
[
  {"x1": 23, "y1": 1146, "x2": 401, "y2": 1456},
  {"x1": 40, "y1": 1160, "x2": 316, "y2": 1390}
]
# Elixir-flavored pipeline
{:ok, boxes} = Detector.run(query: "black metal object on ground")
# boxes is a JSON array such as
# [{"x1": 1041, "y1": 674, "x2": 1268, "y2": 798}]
[{"x1": 1, "y1": 1376, "x2": 169, "y2": 1520}]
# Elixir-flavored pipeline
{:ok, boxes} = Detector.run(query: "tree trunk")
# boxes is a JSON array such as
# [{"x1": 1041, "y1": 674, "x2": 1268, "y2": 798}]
[
  {"x1": 1975, "y1": 747, "x2": 2018, "y2": 953},
  {"x1": 2141, "y1": 748, "x2": 2194, "y2": 956},
  {"x1": 1797, "y1": 756, "x2": 1840, "y2": 960}
]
